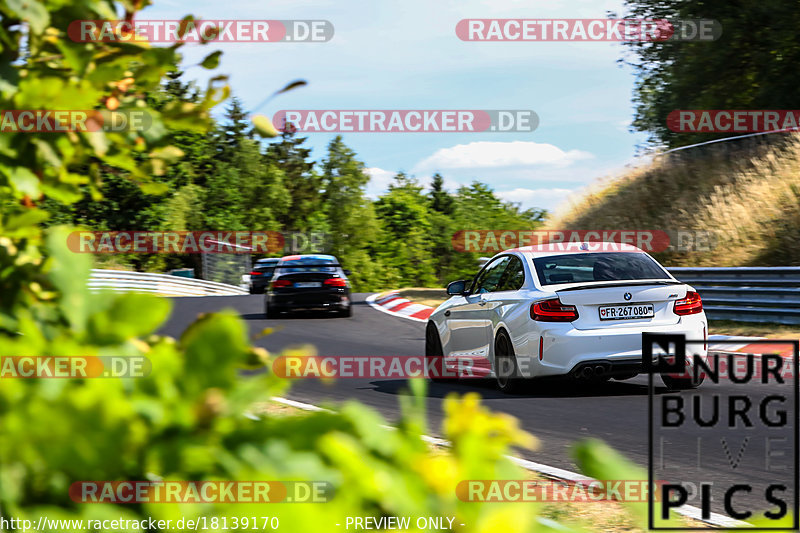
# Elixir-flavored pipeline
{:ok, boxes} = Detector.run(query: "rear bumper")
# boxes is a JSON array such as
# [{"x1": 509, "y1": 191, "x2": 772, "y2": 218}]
[
  {"x1": 511, "y1": 314, "x2": 707, "y2": 378},
  {"x1": 268, "y1": 290, "x2": 350, "y2": 311},
  {"x1": 250, "y1": 278, "x2": 269, "y2": 293}
]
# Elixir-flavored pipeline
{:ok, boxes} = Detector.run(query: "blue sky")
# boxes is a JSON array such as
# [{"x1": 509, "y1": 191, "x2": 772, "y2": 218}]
[{"x1": 144, "y1": 0, "x2": 649, "y2": 213}]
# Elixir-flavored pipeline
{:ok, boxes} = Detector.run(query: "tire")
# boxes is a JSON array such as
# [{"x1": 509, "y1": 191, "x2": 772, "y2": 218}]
[
  {"x1": 495, "y1": 330, "x2": 526, "y2": 394},
  {"x1": 338, "y1": 306, "x2": 352, "y2": 318},
  {"x1": 425, "y1": 323, "x2": 448, "y2": 383},
  {"x1": 661, "y1": 373, "x2": 704, "y2": 390}
]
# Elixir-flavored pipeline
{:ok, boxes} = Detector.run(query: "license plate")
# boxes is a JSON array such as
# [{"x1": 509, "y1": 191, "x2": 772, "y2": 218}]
[
  {"x1": 294, "y1": 282, "x2": 321, "y2": 288},
  {"x1": 599, "y1": 303, "x2": 654, "y2": 320}
]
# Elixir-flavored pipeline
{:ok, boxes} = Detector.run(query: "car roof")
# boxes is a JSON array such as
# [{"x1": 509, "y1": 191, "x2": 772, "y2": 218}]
[
  {"x1": 255, "y1": 258, "x2": 280, "y2": 264},
  {"x1": 279, "y1": 254, "x2": 337, "y2": 262},
  {"x1": 504, "y1": 242, "x2": 645, "y2": 259}
]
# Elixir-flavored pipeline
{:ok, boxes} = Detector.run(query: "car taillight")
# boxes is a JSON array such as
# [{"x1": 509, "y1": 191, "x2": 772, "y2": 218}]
[
  {"x1": 271, "y1": 279, "x2": 292, "y2": 288},
  {"x1": 530, "y1": 298, "x2": 579, "y2": 322},
  {"x1": 674, "y1": 291, "x2": 703, "y2": 315},
  {"x1": 249, "y1": 271, "x2": 263, "y2": 276},
  {"x1": 324, "y1": 278, "x2": 347, "y2": 287}
]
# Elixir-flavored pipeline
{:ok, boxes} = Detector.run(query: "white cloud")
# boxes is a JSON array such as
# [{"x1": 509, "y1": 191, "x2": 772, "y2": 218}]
[
  {"x1": 496, "y1": 187, "x2": 575, "y2": 211},
  {"x1": 364, "y1": 167, "x2": 397, "y2": 197},
  {"x1": 414, "y1": 141, "x2": 594, "y2": 171}
]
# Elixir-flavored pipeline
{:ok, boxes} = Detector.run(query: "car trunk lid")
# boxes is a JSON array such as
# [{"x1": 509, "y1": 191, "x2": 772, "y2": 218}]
[{"x1": 555, "y1": 281, "x2": 687, "y2": 329}]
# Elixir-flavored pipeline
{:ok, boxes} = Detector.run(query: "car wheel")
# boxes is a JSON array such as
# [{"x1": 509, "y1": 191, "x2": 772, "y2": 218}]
[
  {"x1": 661, "y1": 373, "x2": 704, "y2": 390},
  {"x1": 495, "y1": 330, "x2": 526, "y2": 394},
  {"x1": 339, "y1": 305, "x2": 352, "y2": 318},
  {"x1": 425, "y1": 323, "x2": 448, "y2": 383}
]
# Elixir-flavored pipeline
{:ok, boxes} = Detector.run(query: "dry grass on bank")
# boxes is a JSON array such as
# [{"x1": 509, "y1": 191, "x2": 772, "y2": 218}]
[{"x1": 547, "y1": 135, "x2": 800, "y2": 267}]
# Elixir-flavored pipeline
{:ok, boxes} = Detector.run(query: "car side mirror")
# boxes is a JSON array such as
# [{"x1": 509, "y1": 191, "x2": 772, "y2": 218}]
[
  {"x1": 343, "y1": 269, "x2": 351, "y2": 276},
  {"x1": 446, "y1": 280, "x2": 469, "y2": 296}
]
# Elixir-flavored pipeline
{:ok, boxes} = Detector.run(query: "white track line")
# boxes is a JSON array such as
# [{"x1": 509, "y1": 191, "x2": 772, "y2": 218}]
[{"x1": 270, "y1": 396, "x2": 748, "y2": 528}]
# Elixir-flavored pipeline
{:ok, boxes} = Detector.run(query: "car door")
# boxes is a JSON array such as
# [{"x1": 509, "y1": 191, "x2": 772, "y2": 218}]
[
  {"x1": 479, "y1": 255, "x2": 530, "y2": 373},
  {"x1": 444, "y1": 256, "x2": 511, "y2": 371}
]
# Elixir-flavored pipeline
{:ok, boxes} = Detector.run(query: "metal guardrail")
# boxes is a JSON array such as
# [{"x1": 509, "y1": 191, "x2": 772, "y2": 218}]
[
  {"x1": 90, "y1": 266, "x2": 800, "y2": 318},
  {"x1": 88, "y1": 269, "x2": 248, "y2": 297},
  {"x1": 667, "y1": 267, "x2": 800, "y2": 324}
]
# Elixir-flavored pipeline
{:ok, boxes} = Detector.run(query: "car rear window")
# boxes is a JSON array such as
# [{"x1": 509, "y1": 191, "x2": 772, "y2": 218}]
[
  {"x1": 532, "y1": 252, "x2": 670, "y2": 286},
  {"x1": 279, "y1": 257, "x2": 338, "y2": 273}
]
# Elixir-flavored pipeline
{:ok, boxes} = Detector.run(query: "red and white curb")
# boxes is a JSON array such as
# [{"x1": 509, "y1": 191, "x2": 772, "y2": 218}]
[
  {"x1": 366, "y1": 291, "x2": 435, "y2": 322},
  {"x1": 269, "y1": 396, "x2": 745, "y2": 528},
  {"x1": 708, "y1": 335, "x2": 798, "y2": 360},
  {"x1": 708, "y1": 334, "x2": 765, "y2": 352}
]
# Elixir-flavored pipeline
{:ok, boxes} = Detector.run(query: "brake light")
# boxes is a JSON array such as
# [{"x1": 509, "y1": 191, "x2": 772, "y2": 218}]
[
  {"x1": 249, "y1": 271, "x2": 263, "y2": 276},
  {"x1": 271, "y1": 279, "x2": 292, "y2": 288},
  {"x1": 530, "y1": 298, "x2": 579, "y2": 322},
  {"x1": 324, "y1": 277, "x2": 347, "y2": 287},
  {"x1": 674, "y1": 291, "x2": 703, "y2": 316}
]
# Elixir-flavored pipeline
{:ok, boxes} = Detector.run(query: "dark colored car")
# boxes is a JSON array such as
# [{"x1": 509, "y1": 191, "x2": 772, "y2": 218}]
[
  {"x1": 264, "y1": 254, "x2": 352, "y2": 318},
  {"x1": 248, "y1": 258, "x2": 280, "y2": 294}
]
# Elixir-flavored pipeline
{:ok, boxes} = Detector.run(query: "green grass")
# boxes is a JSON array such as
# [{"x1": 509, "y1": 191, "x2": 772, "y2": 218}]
[{"x1": 709, "y1": 319, "x2": 800, "y2": 338}]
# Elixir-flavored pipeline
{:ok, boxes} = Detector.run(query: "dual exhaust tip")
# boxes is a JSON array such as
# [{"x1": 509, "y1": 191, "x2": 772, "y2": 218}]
[{"x1": 576, "y1": 364, "x2": 610, "y2": 379}]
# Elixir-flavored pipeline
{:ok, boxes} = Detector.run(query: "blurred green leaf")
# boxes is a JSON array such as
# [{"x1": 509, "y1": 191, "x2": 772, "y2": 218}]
[
  {"x1": 252, "y1": 114, "x2": 279, "y2": 137},
  {"x1": 8, "y1": 167, "x2": 40, "y2": 197},
  {"x1": 4, "y1": 0, "x2": 50, "y2": 33},
  {"x1": 201, "y1": 51, "x2": 222, "y2": 69},
  {"x1": 88, "y1": 293, "x2": 171, "y2": 344},
  {"x1": 45, "y1": 226, "x2": 91, "y2": 332}
]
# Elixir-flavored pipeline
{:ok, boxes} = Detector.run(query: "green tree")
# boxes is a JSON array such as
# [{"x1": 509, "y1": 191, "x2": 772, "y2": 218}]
[
  {"x1": 427, "y1": 174, "x2": 456, "y2": 282},
  {"x1": 374, "y1": 174, "x2": 438, "y2": 287},
  {"x1": 238, "y1": 139, "x2": 291, "y2": 231},
  {"x1": 266, "y1": 131, "x2": 321, "y2": 231},
  {"x1": 429, "y1": 173, "x2": 455, "y2": 215},
  {"x1": 445, "y1": 182, "x2": 545, "y2": 281},
  {"x1": 217, "y1": 96, "x2": 251, "y2": 162},
  {"x1": 622, "y1": 0, "x2": 800, "y2": 148},
  {"x1": 321, "y1": 136, "x2": 383, "y2": 289}
]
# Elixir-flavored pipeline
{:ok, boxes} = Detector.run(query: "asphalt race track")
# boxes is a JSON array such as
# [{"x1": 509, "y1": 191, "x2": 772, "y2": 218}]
[{"x1": 159, "y1": 293, "x2": 798, "y2": 518}]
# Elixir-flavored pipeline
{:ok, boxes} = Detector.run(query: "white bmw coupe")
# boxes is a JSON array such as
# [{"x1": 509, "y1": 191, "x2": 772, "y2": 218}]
[{"x1": 425, "y1": 243, "x2": 707, "y2": 393}]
